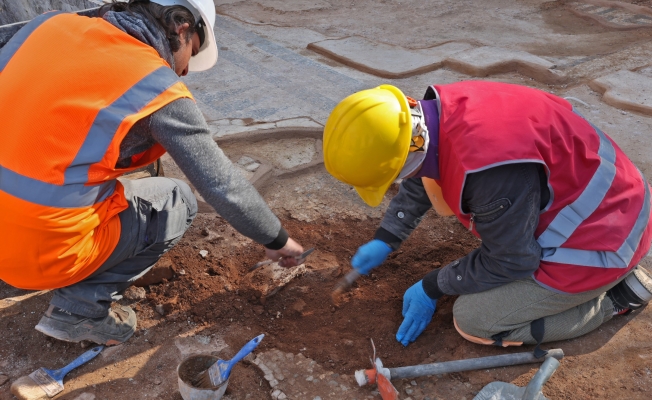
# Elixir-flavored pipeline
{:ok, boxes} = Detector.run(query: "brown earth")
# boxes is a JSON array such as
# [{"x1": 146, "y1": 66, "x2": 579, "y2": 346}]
[
  {"x1": 2, "y1": 0, "x2": 652, "y2": 399},
  {"x1": 1, "y1": 200, "x2": 651, "y2": 399}
]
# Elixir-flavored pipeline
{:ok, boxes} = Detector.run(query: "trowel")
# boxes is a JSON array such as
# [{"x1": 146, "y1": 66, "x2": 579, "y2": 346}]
[{"x1": 473, "y1": 356, "x2": 560, "y2": 400}]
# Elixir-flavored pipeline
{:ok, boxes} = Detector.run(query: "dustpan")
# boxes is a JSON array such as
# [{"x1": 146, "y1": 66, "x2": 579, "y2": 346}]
[{"x1": 473, "y1": 356, "x2": 560, "y2": 400}]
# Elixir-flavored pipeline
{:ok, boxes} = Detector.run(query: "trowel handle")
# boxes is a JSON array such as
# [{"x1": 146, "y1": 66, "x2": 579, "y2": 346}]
[
  {"x1": 332, "y1": 270, "x2": 362, "y2": 294},
  {"x1": 386, "y1": 348, "x2": 564, "y2": 381},
  {"x1": 230, "y1": 334, "x2": 264, "y2": 365},
  {"x1": 523, "y1": 356, "x2": 560, "y2": 400},
  {"x1": 53, "y1": 346, "x2": 104, "y2": 379}
]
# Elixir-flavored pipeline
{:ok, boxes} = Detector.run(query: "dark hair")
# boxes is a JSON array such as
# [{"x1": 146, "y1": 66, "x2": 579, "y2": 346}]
[{"x1": 99, "y1": 0, "x2": 196, "y2": 53}]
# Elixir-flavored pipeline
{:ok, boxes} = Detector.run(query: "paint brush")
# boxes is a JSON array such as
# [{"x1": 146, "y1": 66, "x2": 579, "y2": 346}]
[
  {"x1": 11, "y1": 345, "x2": 103, "y2": 399},
  {"x1": 192, "y1": 334, "x2": 264, "y2": 388}
]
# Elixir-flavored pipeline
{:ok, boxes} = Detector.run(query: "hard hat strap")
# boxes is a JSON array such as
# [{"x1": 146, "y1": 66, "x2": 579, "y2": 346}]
[
  {"x1": 195, "y1": 17, "x2": 206, "y2": 47},
  {"x1": 398, "y1": 102, "x2": 430, "y2": 179}
]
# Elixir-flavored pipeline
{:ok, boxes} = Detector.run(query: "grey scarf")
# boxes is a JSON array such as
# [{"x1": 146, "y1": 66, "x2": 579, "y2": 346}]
[{"x1": 103, "y1": 10, "x2": 175, "y2": 70}]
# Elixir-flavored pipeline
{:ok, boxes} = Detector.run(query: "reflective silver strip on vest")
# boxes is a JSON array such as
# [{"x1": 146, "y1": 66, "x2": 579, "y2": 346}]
[
  {"x1": 0, "y1": 164, "x2": 116, "y2": 208},
  {"x1": 537, "y1": 117, "x2": 617, "y2": 248},
  {"x1": 64, "y1": 66, "x2": 179, "y2": 184},
  {"x1": 0, "y1": 11, "x2": 63, "y2": 72},
  {"x1": 539, "y1": 114, "x2": 651, "y2": 268},
  {"x1": 0, "y1": 62, "x2": 178, "y2": 207}
]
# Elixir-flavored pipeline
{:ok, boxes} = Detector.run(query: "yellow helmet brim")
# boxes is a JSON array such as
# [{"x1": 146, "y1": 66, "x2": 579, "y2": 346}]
[{"x1": 354, "y1": 180, "x2": 394, "y2": 207}]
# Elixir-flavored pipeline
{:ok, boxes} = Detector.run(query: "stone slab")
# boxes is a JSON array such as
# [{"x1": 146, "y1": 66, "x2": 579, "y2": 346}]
[
  {"x1": 445, "y1": 46, "x2": 565, "y2": 84},
  {"x1": 256, "y1": 0, "x2": 331, "y2": 12},
  {"x1": 183, "y1": 15, "x2": 368, "y2": 129},
  {"x1": 253, "y1": 349, "x2": 370, "y2": 399},
  {"x1": 589, "y1": 70, "x2": 652, "y2": 115},
  {"x1": 307, "y1": 36, "x2": 473, "y2": 78},
  {"x1": 569, "y1": 0, "x2": 652, "y2": 30}
]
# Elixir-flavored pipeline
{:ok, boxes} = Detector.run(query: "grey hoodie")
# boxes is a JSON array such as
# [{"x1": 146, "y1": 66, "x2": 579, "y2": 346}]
[{"x1": 104, "y1": 10, "x2": 285, "y2": 247}]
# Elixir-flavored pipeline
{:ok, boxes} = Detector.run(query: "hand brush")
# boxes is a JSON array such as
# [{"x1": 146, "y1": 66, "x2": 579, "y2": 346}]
[
  {"x1": 192, "y1": 334, "x2": 264, "y2": 388},
  {"x1": 11, "y1": 345, "x2": 104, "y2": 399}
]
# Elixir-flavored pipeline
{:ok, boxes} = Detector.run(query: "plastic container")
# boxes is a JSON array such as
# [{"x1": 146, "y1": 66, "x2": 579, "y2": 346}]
[{"x1": 177, "y1": 355, "x2": 228, "y2": 400}]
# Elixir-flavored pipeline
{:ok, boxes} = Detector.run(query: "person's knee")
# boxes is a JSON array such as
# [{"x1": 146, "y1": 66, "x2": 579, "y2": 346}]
[{"x1": 453, "y1": 295, "x2": 491, "y2": 337}]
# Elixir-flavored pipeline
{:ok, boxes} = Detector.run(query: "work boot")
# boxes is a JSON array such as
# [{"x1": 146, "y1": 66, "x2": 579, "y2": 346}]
[
  {"x1": 35, "y1": 305, "x2": 137, "y2": 346},
  {"x1": 607, "y1": 266, "x2": 652, "y2": 316}
]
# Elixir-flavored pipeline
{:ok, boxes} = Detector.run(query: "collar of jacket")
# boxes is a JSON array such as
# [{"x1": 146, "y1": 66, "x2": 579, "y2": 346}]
[
  {"x1": 413, "y1": 98, "x2": 441, "y2": 180},
  {"x1": 103, "y1": 10, "x2": 175, "y2": 70}
]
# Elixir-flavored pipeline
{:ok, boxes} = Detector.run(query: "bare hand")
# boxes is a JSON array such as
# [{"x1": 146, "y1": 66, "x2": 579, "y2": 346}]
[{"x1": 265, "y1": 237, "x2": 304, "y2": 267}]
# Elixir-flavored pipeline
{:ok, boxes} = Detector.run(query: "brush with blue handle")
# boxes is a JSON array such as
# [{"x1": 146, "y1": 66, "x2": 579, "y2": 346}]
[
  {"x1": 11, "y1": 345, "x2": 104, "y2": 399},
  {"x1": 193, "y1": 334, "x2": 264, "y2": 388}
]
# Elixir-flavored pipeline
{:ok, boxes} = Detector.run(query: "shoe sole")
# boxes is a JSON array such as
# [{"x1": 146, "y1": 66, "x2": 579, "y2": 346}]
[{"x1": 35, "y1": 316, "x2": 135, "y2": 346}]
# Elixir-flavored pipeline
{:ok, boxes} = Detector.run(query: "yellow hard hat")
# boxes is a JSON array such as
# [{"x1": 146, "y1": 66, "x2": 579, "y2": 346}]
[{"x1": 323, "y1": 85, "x2": 412, "y2": 207}]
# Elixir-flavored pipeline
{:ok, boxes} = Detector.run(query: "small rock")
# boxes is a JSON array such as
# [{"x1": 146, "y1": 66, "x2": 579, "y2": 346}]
[
  {"x1": 201, "y1": 228, "x2": 211, "y2": 236},
  {"x1": 199, "y1": 250, "x2": 209, "y2": 258},
  {"x1": 411, "y1": 380, "x2": 417, "y2": 386},
  {"x1": 271, "y1": 389, "x2": 287, "y2": 400},
  {"x1": 154, "y1": 378, "x2": 162, "y2": 385},
  {"x1": 80, "y1": 340, "x2": 92, "y2": 349},
  {"x1": 178, "y1": 269, "x2": 186, "y2": 275},
  {"x1": 124, "y1": 286, "x2": 146, "y2": 301},
  {"x1": 245, "y1": 162, "x2": 261, "y2": 171},
  {"x1": 72, "y1": 394, "x2": 96, "y2": 400},
  {"x1": 0, "y1": 374, "x2": 8, "y2": 386},
  {"x1": 405, "y1": 388, "x2": 414, "y2": 394},
  {"x1": 237, "y1": 156, "x2": 256, "y2": 166},
  {"x1": 155, "y1": 304, "x2": 165, "y2": 316}
]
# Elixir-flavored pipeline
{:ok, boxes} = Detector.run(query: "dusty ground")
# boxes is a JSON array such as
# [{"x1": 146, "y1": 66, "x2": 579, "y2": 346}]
[{"x1": 2, "y1": 1, "x2": 652, "y2": 400}]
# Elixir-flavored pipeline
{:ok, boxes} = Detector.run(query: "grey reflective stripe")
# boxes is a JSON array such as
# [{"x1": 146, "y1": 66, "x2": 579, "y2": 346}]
[
  {"x1": 0, "y1": 164, "x2": 116, "y2": 208},
  {"x1": 0, "y1": 11, "x2": 62, "y2": 72},
  {"x1": 537, "y1": 117, "x2": 616, "y2": 248},
  {"x1": 540, "y1": 151, "x2": 651, "y2": 268},
  {"x1": 64, "y1": 66, "x2": 179, "y2": 184}
]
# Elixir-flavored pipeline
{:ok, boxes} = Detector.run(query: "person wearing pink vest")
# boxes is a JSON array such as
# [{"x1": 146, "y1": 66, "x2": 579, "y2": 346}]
[{"x1": 323, "y1": 81, "x2": 652, "y2": 353}]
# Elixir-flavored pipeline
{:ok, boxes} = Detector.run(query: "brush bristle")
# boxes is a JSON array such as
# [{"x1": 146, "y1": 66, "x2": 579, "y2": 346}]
[
  {"x1": 192, "y1": 369, "x2": 215, "y2": 388},
  {"x1": 10, "y1": 375, "x2": 49, "y2": 400}
]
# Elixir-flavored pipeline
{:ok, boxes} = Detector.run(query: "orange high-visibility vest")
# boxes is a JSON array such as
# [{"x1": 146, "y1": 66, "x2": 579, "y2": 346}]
[{"x1": 0, "y1": 12, "x2": 193, "y2": 289}]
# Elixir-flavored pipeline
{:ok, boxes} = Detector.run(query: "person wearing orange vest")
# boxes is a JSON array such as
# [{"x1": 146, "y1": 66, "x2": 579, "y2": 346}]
[
  {"x1": 323, "y1": 82, "x2": 652, "y2": 353},
  {"x1": 0, "y1": 0, "x2": 304, "y2": 346}
]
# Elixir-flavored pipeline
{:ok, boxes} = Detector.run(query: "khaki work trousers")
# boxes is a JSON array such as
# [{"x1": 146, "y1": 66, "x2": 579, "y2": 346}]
[{"x1": 452, "y1": 276, "x2": 625, "y2": 345}]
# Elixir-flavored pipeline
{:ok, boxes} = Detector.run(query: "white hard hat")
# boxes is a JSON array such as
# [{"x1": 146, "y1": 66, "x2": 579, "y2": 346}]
[{"x1": 150, "y1": 0, "x2": 218, "y2": 71}]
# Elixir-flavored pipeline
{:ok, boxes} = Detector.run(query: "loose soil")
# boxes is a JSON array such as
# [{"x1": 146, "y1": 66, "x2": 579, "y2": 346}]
[{"x1": 1, "y1": 202, "x2": 651, "y2": 399}]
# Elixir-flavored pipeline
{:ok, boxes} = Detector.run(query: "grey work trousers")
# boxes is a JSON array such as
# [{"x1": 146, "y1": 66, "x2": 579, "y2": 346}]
[
  {"x1": 50, "y1": 177, "x2": 198, "y2": 318},
  {"x1": 453, "y1": 276, "x2": 623, "y2": 345}
]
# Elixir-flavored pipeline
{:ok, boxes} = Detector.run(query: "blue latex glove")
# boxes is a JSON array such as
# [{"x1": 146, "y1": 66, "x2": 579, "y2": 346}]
[
  {"x1": 396, "y1": 280, "x2": 437, "y2": 346},
  {"x1": 351, "y1": 239, "x2": 392, "y2": 275}
]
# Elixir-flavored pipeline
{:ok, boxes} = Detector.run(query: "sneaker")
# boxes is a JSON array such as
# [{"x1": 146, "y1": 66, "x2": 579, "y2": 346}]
[
  {"x1": 610, "y1": 303, "x2": 634, "y2": 316},
  {"x1": 607, "y1": 267, "x2": 652, "y2": 316},
  {"x1": 35, "y1": 305, "x2": 137, "y2": 346}
]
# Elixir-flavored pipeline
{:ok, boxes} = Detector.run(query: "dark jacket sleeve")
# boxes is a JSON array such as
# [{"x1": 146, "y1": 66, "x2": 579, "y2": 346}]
[
  {"x1": 374, "y1": 178, "x2": 433, "y2": 250},
  {"x1": 422, "y1": 163, "x2": 544, "y2": 299}
]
